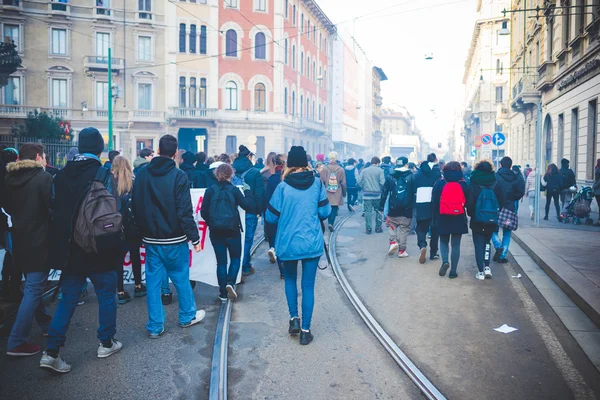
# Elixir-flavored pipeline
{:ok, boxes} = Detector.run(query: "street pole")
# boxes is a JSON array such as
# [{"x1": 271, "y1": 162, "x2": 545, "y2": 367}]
[
  {"x1": 534, "y1": 100, "x2": 542, "y2": 226},
  {"x1": 108, "y1": 47, "x2": 113, "y2": 152}
]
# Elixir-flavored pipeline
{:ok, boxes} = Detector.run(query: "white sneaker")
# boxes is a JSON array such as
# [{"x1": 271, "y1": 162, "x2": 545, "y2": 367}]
[
  {"x1": 97, "y1": 339, "x2": 123, "y2": 358},
  {"x1": 484, "y1": 266, "x2": 492, "y2": 279},
  {"x1": 475, "y1": 271, "x2": 485, "y2": 280},
  {"x1": 268, "y1": 248, "x2": 276, "y2": 264},
  {"x1": 180, "y1": 310, "x2": 206, "y2": 328},
  {"x1": 398, "y1": 250, "x2": 409, "y2": 258},
  {"x1": 40, "y1": 352, "x2": 71, "y2": 373},
  {"x1": 226, "y1": 284, "x2": 238, "y2": 301},
  {"x1": 388, "y1": 242, "x2": 399, "y2": 255}
]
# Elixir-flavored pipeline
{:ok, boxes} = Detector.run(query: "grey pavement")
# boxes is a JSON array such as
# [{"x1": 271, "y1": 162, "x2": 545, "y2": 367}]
[
  {"x1": 0, "y1": 282, "x2": 219, "y2": 400},
  {"x1": 336, "y1": 212, "x2": 600, "y2": 400}
]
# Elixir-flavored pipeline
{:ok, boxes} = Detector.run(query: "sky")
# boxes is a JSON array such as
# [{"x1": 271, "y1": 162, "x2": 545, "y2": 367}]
[{"x1": 317, "y1": 0, "x2": 478, "y2": 147}]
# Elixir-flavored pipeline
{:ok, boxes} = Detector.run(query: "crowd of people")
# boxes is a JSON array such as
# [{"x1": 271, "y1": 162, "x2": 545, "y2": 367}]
[{"x1": 1, "y1": 128, "x2": 600, "y2": 372}]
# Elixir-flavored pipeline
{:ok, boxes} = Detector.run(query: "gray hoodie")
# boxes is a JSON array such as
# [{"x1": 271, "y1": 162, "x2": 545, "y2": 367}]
[{"x1": 358, "y1": 164, "x2": 385, "y2": 200}]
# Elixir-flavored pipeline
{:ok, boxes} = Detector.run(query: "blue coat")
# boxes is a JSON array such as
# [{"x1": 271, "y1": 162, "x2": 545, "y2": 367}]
[{"x1": 266, "y1": 171, "x2": 331, "y2": 261}]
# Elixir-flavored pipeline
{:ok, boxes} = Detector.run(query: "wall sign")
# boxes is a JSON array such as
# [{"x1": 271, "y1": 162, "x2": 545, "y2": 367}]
[{"x1": 557, "y1": 58, "x2": 600, "y2": 91}]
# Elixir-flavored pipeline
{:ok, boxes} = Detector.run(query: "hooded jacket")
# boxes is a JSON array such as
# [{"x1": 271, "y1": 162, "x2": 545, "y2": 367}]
[
  {"x1": 380, "y1": 168, "x2": 415, "y2": 218},
  {"x1": 4, "y1": 160, "x2": 53, "y2": 272},
  {"x1": 380, "y1": 162, "x2": 394, "y2": 179},
  {"x1": 467, "y1": 169, "x2": 505, "y2": 235},
  {"x1": 132, "y1": 156, "x2": 200, "y2": 246},
  {"x1": 266, "y1": 171, "x2": 331, "y2": 261},
  {"x1": 413, "y1": 161, "x2": 442, "y2": 221},
  {"x1": 133, "y1": 157, "x2": 150, "y2": 175},
  {"x1": 495, "y1": 167, "x2": 525, "y2": 212},
  {"x1": 232, "y1": 156, "x2": 265, "y2": 214},
  {"x1": 431, "y1": 169, "x2": 469, "y2": 236},
  {"x1": 194, "y1": 162, "x2": 210, "y2": 189},
  {"x1": 201, "y1": 181, "x2": 256, "y2": 239},
  {"x1": 559, "y1": 166, "x2": 576, "y2": 190},
  {"x1": 344, "y1": 165, "x2": 359, "y2": 189}
]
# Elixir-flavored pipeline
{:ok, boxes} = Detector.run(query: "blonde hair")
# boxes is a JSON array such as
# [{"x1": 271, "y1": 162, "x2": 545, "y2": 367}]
[
  {"x1": 111, "y1": 156, "x2": 134, "y2": 196},
  {"x1": 328, "y1": 151, "x2": 338, "y2": 161},
  {"x1": 282, "y1": 165, "x2": 311, "y2": 179}
]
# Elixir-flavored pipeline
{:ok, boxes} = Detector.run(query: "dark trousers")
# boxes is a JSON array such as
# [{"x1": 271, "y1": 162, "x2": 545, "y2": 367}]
[
  {"x1": 416, "y1": 219, "x2": 439, "y2": 256},
  {"x1": 347, "y1": 188, "x2": 358, "y2": 209},
  {"x1": 328, "y1": 206, "x2": 339, "y2": 226},
  {"x1": 265, "y1": 222, "x2": 284, "y2": 275},
  {"x1": 472, "y1": 232, "x2": 493, "y2": 272},
  {"x1": 2, "y1": 232, "x2": 22, "y2": 299},
  {"x1": 545, "y1": 190, "x2": 561, "y2": 218},
  {"x1": 439, "y1": 234, "x2": 462, "y2": 273},
  {"x1": 211, "y1": 234, "x2": 242, "y2": 297},
  {"x1": 117, "y1": 243, "x2": 142, "y2": 292}
]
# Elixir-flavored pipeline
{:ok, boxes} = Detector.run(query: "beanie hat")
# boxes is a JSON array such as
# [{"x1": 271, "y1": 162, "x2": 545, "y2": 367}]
[
  {"x1": 287, "y1": 146, "x2": 308, "y2": 168},
  {"x1": 78, "y1": 127, "x2": 104, "y2": 155},
  {"x1": 182, "y1": 151, "x2": 196, "y2": 164},
  {"x1": 239, "y1": 145, "x2": 253, "y2": 158},
  {"x1": 316, "y1": 153, "x2": 325, "y2": 162},
  {"x1": 395, "y1": 156, "x2": 409, "y2": 170},
  {"x1": 561, "y1": 158, "x2": 569, "y2": 167}
]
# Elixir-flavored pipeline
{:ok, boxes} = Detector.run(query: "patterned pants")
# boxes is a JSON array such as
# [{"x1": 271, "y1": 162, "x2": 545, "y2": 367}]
[{"x1": 387, "y1": 216, "x2": 412, "y2": 251}]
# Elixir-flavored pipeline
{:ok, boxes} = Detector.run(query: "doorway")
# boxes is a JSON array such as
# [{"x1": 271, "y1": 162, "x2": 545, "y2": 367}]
[{"x1": 178, "y1": 128, "x2": 207, "y2": 154}]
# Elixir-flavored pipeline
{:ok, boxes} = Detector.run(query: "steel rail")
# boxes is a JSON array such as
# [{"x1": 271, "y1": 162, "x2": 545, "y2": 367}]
[
  {"x1": 329, "y1": 213, "x2": 447, "y2": 400},
  {"x1": 208, "y1": 236, "x2": 265, "y2": 400}
]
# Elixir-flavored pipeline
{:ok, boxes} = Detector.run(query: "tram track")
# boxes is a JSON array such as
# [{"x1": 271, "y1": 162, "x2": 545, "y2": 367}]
[{"x1": 329, "y1": 212, "x2": 446, "y2": 400}]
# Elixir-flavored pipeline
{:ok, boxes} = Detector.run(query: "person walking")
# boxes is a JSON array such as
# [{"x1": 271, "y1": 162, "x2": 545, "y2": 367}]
[
  {"x1": 194, "y1": 152, "x2": 209, "y2": 189},
  {"x1": 380, "y1": 156, "x2": 393, "y2": 179},
  {"x1": 431, "y1": 162, "x2": 469, "y2": 278},
  {"x1": 525, "y1": 167, "x2": 537, "y2": 220},
  {"x1": 467, "y1": 161, "x2": 504, "y2": 281},
  {"x1": 43, "y1": 128, "x2": 123, "y2": 373},
  {"x1": 344, "y1": 158, "x2": 360, "y2": 212},
  {"x1": 111, "y1": 156, "x2": 145, "y2": 304},
  {"x1": 358, "y1": 157, "x2": 385, "y2": 234},
  {"x1": 201, "y1": 164, "x2": 256, "y2": 301},
  {"x1": 542, "y1": 163, "x2": 563, "y2": 222},
  {"x1": 414, "y1": 159, "x2": 442, "y2": 263},
  {"x1": 133, "y1": 147, "x2": 154, "y2": 175},
  {"x1": 132, "y1": 134, "x2": 205, "y2": 339},
  {"x1": 492, "y1": 157, "x2": 525, "y2": 264},
  {"x1": 1, "y1": 147, "x2": 20, "y2": 302},
  {"x1": 232, "y1": 145, "x2": 265, "y2": 277},
  {"x1": 380, "y1": 157, "x2": 415, "y2": 258},
  {"x1": 4, "y1": 144, "x2": 53, "y2": 357},
  {"x1": 265, "y1": 154, "x2": 286, "y2": 278},
  {"x1": 320, "y1": 151, "x2": 346, "y2": 231},
  {"x1": 559, "y1": 158, "x2": 577, "y2": 210},
  {"x1": 266, "y1": 146, "x2": 331, "y2": 345},
  {"x1": 594, "y1": 159, "x2": 600, "y2": 226}
]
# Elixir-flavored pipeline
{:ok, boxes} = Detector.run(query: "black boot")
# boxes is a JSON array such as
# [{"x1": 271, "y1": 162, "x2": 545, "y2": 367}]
[
  {"x1": 300, "y1": 330, "x2": 313, "y2": 345},
  {"x1": 288, "y1": 317, "x2": 300, "y2": 335}
]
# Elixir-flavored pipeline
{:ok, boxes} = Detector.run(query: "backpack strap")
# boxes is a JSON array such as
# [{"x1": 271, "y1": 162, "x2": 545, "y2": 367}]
[
  {"x1": 241, "y1": 169, "x2": 251, "y2": 179},
  {"x1": 94, "y1": 166, "x2": 110, "y2": 185}
]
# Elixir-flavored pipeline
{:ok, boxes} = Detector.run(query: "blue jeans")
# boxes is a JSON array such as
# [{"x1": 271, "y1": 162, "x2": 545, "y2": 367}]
[
  {"x1": 47, "y1": 271, "x2": 117, "y2": 350},
  {"x1": 283, "y1": 257, "x2": 320, "y2": 331},
  {"x1": 145, "y1": 243, "x2": 196, "y2": 334},
  {"x1": 242, "y1": 213, "x2": 259, "y2": 271},
  {"x1": 161, "y1": 269, "x2": 171, "y2": 295},
  {"x1": 7, "y1": 272, "x2": 52, "y2": 350},
  {"x1": 211, "y1": 234, "x2": 242, "y2": 297},
  {"x1": 492, "y1": 228, "x2": 512, "y2": 259}
]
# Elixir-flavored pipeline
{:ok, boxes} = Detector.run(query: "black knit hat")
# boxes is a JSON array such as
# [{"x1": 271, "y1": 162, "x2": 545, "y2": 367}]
[
  {"x1": 239, "y1": 144, "x2": 253, "y2": 158},
  {"x1": 287, "y1": 146, "x2": 308, "y2": 168},
  {"x1": 78, "y1": 127, "x2": 104, "y2": 155}
]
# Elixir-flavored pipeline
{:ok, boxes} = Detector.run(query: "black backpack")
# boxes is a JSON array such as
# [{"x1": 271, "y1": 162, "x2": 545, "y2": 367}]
[
  {"x1": 208, "y1": 186, "x2": 242, "y2": 232},
  {"x1": 120, "y1": 193, "x2": 140, "y2": 242},
  {"x1": 389, "y1": 176, "x2": 411, "y2": 210}
]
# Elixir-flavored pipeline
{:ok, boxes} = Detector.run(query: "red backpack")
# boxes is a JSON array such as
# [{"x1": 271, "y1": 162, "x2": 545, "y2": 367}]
[{"x1": 440, "y1": 181, "x2": 466, "y2": 216}]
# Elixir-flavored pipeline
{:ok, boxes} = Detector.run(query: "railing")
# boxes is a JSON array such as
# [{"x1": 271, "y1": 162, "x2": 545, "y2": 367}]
[
  {"x1": 129, "y1": 110, "x2": 165, "y2": 121},
  {"x1": 0, "y1": 105, "x2": 38, "y2": 117},
  {"x1": 48, "y1": 0, "x2": 70, "y2": 15},
  {"x1": 84, "y1": 56, "x2": 125, "y2": 69},
  {"x1": 95, "y1": 5, "x2": 111, "y2": 17},
  {"x1": 169, "y1": 107, "x2": 217, "y2": 119},
  {"x1": 137, "y1": 10, "x2": 153, "y2": 21},
  {"x1": 0, "y1": 136, "x2": 77, "y2": 170},
  {"x1": 2, "y1": 0, "x2": 21, "y2": 7},
  {"x1": 297, "y1": 117, "x2": 326, "y2": 133},
  {"x1": 513, "y1": 74, "x2": 539, "y2": 98},
  {"x1": 47, "y1": 108, "x2": 70, "y2": 118}
]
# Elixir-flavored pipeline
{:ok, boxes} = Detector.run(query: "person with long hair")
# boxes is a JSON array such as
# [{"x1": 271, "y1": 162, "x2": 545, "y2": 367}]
[
  {"x1": 265, "y1": 154, "x2": 287, "y2": 278},
  {"x1": 111, "y1": 156, "x2": 145, "y2": 304},
  {"x1": 267, "y1": 146, "x2": 331, "y2": 345},
  {"x1": 542, "y1": 163, "x2": 563, "y2": 221},
  {"x1": 525, "y1": 167, "x2": 537, "y2": 220}
]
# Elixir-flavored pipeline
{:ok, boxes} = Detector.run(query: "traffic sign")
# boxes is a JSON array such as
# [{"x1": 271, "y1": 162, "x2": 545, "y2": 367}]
[
  {"x1": 470, "y1": 147, "x2": 477, "y2": 157},
  {"x1": 492, "y1": 132, "x2": 506, "y2": 146},
  {"x1": 481, "y1": 134, "x2": 492, "y2": 145},
  {"x1": 474, "y1": 135, "x2": 482, "y2": 147}
]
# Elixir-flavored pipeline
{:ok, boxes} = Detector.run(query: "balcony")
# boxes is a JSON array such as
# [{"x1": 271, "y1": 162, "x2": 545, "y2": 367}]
[
  {"x1": 496, "y1": 102, "x2": 509, "y2": 122},
  {"x1": 374, "y1": 95, "x2": 383, "y2": 106},
  {"x1": 94, "y1": 3, "x2": 112, "y2": 20},
  {"x1": 536, "y1": 61, "x2": 555, "y2": 92},
  {"x1": 297, "y1": 117, "x2": 327, "y2": 134},
  {"x1": 84, "y1": 56, "x2": 124, "y2": 73},
  {"x1": 0, "y1": 104, "x2": 38, "y2": 118},
  {"x1": 169, "y1": 107, "x2": 217, "y2": 120},
  {"x1": 511, "y1": 74, "x2": 540, "y2": 112},
  {"x1": 1, "y1": 0, "x2": 22, "y2": 11},
  {"x1": 48, "y1": 0, "x2": 70, "y2": 17},
  {"x1": 129, "y1": 110, "x2": 165, "y2": 123}
]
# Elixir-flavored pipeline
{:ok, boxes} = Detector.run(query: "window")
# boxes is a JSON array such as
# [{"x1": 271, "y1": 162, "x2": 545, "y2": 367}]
[
  {"x1": 313, "y1": 61, "x2": 315, "y2": 81},
  {"x1": 307, "y1": 56, "x2": 310, "y2": 78},
  {"x1": 200, "y1": 26, "x2": 207, "y2": 54},
  {"x1": 51, "y1": 79, "x2": 67, "y2": 108},
  {"x1": 301, "y1": 14, "x2": 304, "y2": 32},
  {"x1": 571, "y1": 108, "x2": 579, "y2": 177},
  {"x1": 255, "y1": 32, "x2": 266, "y2": 59},
  {"x1": 587, "y1": 100, "x2": 597, "y2": 180},
  {"x1": 254, "y1": 83, "x2": 266, "y2": 112},
  {"x1": 300, "y1": 95, "x2": 303, "y2": 117},
  {"x1": 292, "y1": 91, "x2": 295, "y2": 116},
  {"x1": 189, "y1": 24, "x2": 196, "y2": 53},
  {"x1": 225, "y1": 29, "x2": 237, "y2": 56},
  {"x1": 558, "y1": 114, "x2": 564, "y2": 161},
  {"x1": 319, "y1": 33, "x2": 322, "y2": 50},
  {"x1": 324, "y1": 38, "x2": 327, "y2": 53},
  {"x1": 575, "y1": 0, "x2": 585, "y2": 35},
  {"x1": 285, "y1": 0, "x2": 288, "y2": 18},
  {"x1": 284, "y1": 87, "x2": 288, "y2": 115},
  {"x1": 226, "y1": 136, "x2": 237, "y2": 154},
  {"x1": 225, "y1": 0, "x2": 237, "y2": 8},
  {"x1": 179, "y1": 24, "x2": 186, "y2": 53},
  {"x1": 139, "y1": 0, "x2": 152, "y2": 19},
  {"x1": 300, "y1": 52, "x2": 304, "y2": 74},
  {"x1": 306, "y1": 98, "x2": 309, "y2": 119},
  {"x1": 4, "y1": 77, "x2": 20, "y2": 105},
  {"x1": 292, "y1": 45, "x2": 296, "y2": 69},
  {"x1": 292, "y1": 5, "x2": 296, "y2": 25},
  {"x1": 4, "y1": 24, "x2": 19, "y2": 50},
  {"x1": 189, "y1": 78, "x2": 197, "y2": 108},
  {"x1": 256, "y1": 136, "x2": 265, "y2": 159},
  {"x1": 96, "y1": 0, "x2": 110, "y2": 15},
  {"x1": 313, "y1": 27, "x2": 316, "y2": 42},
  {"x1": 200, "y1": 78, "x2": 207, "y2": 108},
  {"x1": 138, "y1": 83, "x2": 152, "y2": 110},
  {"x1": 179, "y1": 77, "x2": 186, "y2": 107},
  {"x1": 308, "y1": 21, "x2": 310, "y2": 39},
  {"x1": 496, "y1": 59, "x2": 502, "y2": 74},
  {"x1": 547, "y1": 18, "x2": 554, "y2": 61},
  {"x1": 284, "y1": 39, "x2": 288, "y2": 64},
  {"x1": 562, "y1": 6, "x2": 570, "y2": 48},
  {"x1": 225, "y1": 81, "x2": 237, "y2": 110},
  {"x1": 323, "y1": 106, "x2": 326, "y2": 123},
  {"x1": 255, "y1": 0, "x2": 266, "y2": 11},
  {"x1": 495, "y1": 86, "x2": 503, "y2": 103},
  {"x1": 312, "y1": 100, "x2": 315, "y2": 119},
  {"x1": 96, "y1": 81, "x2": 108, "y2": 110},
  {"x1": 51, "y1": 28, "x2": 67, "y2": 55},
  {"x1": 318, "y1": 104, "x2": 321, "y2": 121},
  {"x1": 138, "y1": 36, "x2": 152, "y2": 61},
  {"x1": 95, "y1": 32, "x2": 109, "y2": 61}
]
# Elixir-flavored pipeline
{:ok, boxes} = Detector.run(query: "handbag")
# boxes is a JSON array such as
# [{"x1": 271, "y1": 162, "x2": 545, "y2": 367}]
[{"x1": 499, "y1": 208, "x2": 518, "y2": 231}]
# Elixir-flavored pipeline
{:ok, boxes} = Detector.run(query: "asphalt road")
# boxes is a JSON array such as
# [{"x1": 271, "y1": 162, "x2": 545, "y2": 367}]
[
  {"x1": 336, "y1": 213, "x2": 600, "y2": 400},
  {"x1": 0, "y1": 282, "x2": 220, "y2": 400}
]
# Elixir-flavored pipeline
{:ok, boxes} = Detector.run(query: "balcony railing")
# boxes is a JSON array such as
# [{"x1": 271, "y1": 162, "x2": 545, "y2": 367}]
[
  {"x1": 129, "y1": 110, "x2": 165, "y2": 122},
  {"x1": 1, "y1": 0, "x2": 22, "y2": 8},
  {"x1": 94, "y1": 5, "x2": 112, "y2": 19},
  {"x1": 84, "y1": 56, "x2": 124, "y2": 71},
  {"x1": 297, "y1": 117, "x2": 326, "y2": 133},
  {"x1": 0, "y1": 105, "x2": 37, "y2": 117},
  {"x1": 48, "y1": 0, "x2": 70, "y2": 15},
  {"x1": 169, "y1": 107, "x2": 217, "y2": 119},
  {"x1": 48, "y1": 107, "x2": 70, "y2": 118}
]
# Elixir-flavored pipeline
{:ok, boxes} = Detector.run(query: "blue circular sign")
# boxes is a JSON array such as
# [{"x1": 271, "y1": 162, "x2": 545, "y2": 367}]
[
  {"x1": 492, "y1": 132, "x2": 506, "y2": 146},
  {"x1": 481, "y1": 134, "x2": 492, "y2": 145}
]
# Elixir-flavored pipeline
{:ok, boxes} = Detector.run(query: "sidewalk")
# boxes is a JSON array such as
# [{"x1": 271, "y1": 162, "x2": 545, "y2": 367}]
[{"x1": 512, "y1": 198, "x2": 600, "y2": 328}]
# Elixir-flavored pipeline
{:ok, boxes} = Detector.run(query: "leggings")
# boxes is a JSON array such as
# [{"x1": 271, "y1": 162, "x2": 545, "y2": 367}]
[
  {"x1": 472, "y1": 232, "x2": 492, "y2": 272},
  {"x1": 545, "y1": 190, "x2": 561, "y2": 218},
  {"x1": 117, "y1": 244, "x2": 142, "y2": 293},
  {"x1": 439, "y1": 234, "x2": 462, "y2": 273}
]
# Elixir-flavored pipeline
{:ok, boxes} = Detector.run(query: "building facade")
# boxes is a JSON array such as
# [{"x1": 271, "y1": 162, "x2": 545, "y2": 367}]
[
  {"x1": 371, "y1": 66, "x2": 387, "y2": 157},
  {"x1": 381, "y1": 107, "x2": 423, "y2": 162}
]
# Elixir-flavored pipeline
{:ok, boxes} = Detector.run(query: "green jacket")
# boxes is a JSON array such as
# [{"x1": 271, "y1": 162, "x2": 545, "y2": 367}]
[{"x1": 359, "y1": 165, "x2": 385, "y2": 200}]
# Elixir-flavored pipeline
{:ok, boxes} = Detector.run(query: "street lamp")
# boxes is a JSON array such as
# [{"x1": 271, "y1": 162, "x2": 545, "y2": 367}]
[{"x1": 499, "y1": 21, "x2": 510, "y2": 36}]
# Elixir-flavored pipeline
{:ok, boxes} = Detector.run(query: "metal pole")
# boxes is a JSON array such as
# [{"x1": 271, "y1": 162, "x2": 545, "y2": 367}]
[
  {"x1": 123, "y1": 1, "x2": 126, "y2": 107},
  {"x1": 534, "y1": 100, "x2": 542, "y2": 226},
  {"x1": 108, "y1": 47, "x2": 113, "y2": 152}
]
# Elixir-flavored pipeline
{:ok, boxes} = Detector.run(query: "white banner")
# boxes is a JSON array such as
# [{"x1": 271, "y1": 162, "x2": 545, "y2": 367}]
[{"x1": 0, "y1": 188, "x2": 246, "y2": 288}]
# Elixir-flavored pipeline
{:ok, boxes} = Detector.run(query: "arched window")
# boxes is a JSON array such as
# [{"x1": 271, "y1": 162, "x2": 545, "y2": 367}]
[
  {"x1": 300, "y1": 95, "x2": 303, "y2": 117},
  {"x1": 255, "y1": 32, "x2": 266, "y2": 59},
  {"x1": 225, "y1": 81, "x2": 237, "y2": 110},
  {"x1": 200, "y1": 78, "x2": 207, "y2": 108},
  {"x1": 313, "y1": 61, "x2": 316, "y2": 81},
  {"x1": 254, "y1": 83, "x2": 266, "y2": 111},
  {"x1": 307, "y1": 56, "x2": 310, "y2": 79},
  {"x1": 292, "y1": 45, "x2": 296, "y2": 69},
  {"x1": 189, "y1": 24, "x2": 196, "y2": 53},
  {"x1": 179, "y1": 77, "x2": 186, "y2": 107},
  {"x1": 306, "y1": 98, "x2": 309, "y2": 119},
  {"x1": 284, "y1": 39, "x2": 288, "y2": 64},
  {"x1": 226, "y1": 29, "x2": 237, "y2": 56},
  {"x1": 285, "y1": 0, "x2": 289, "y2": 18},
  {"x1": 179, "y1": 24, "x2": 186, "y2": 53},
  {"x1": 312, "y1": 100, "x2": 315, "y2": 120},
  {"x1": 301, "y1": 14, "x2": 304, "y2": 32},
  {"x1": 318, "y1": 66, "x2": 322, "y2": 86},
  {"x1": 284, "y1": 87, "x2": 288, "y2": 115},
  {"x1": 300, "y1": 52, "x2": 304, "y2": 74},
  {"x1": 189, "y1": 77, "x2": 196, "y2": 108},
  {"x1": 318, "y1": 104, "x2": 322, "y2": 121},
  {"x1": 292, "y1": 91, "x2": 296, "y2": 116}
]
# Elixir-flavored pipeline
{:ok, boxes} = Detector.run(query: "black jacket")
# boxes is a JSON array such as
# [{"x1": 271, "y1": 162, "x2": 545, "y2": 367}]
[
  {"x1": 467, "y1": 171, "x2": 505, "y2": 235},
  {"x1": 266, "y1": 169, "x2": 283, "y2": 204},
  {"x1": 559, "y1": 167, "x2": 576, "y2": 190},
  {"x1": 232, "y1": 157, "x2": 265, "y2": 214},
  {"x1": 414, "y1": 161, "x2": 442, "y2": 221},
  {"x1": 4, "y1": 160, "x2": 53, "y2": 273},
  {"x1": 543, "y1": 171, "x2": 562, "y2": 193},
  {"x1": 132, "y1": 156, "x2": 200, "y2": 246},
  {"x1": 206, "y1": 164, "x2": 219, "y2": 187},
  {"x1": 201, "y1": 181, "x2": 256, "y2": 239},
  {"x1": 431, "y1": 169, "x2": 469, "y2": 236},
  {"x1": 380, "y1": 169, "x2": 415, "y2": 218},
  {"x1": 195, "y1": 163, "x2": 210, "y2": 189},
  {"x1": 495, "y1": 167, "x2": 525, "y2": 212},
  {"x1": 51, "y1": 157, "x2": 120, "y2": 274}
]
